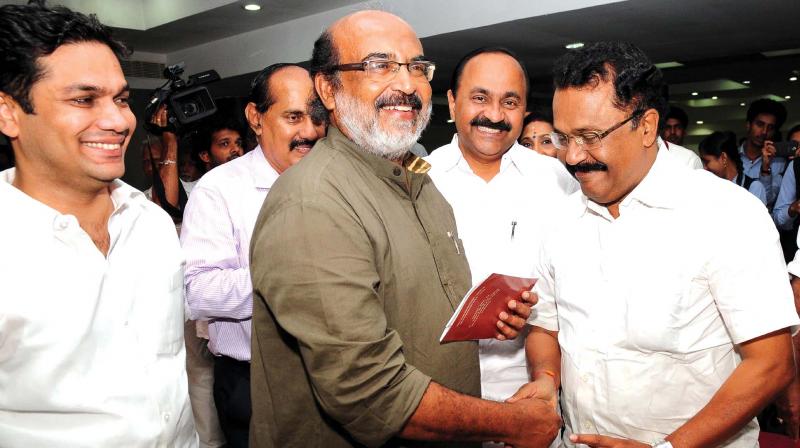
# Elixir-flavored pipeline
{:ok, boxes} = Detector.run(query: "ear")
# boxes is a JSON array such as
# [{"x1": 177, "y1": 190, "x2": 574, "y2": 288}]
[
  {"x1": 315, "y1": 73, "x2": 336, "y2": 112},
  {"x1": 0, "y1": 93, "x2": 21, "y2": 139},
  {"x1": 447, "y1": 89, "x2": 456, "y2": 123},
  {"x1": 198, "y1": 150, "x2": 211, "y2": 164},
  {"x1": 245, "y1": 102, "x2": 262, "y2": 136},
  {"x1": 640, "y1": 108, "x2": 659, "y2": 148},
  {"x1": 719, "y1": 151, "x2": 729, "y2": 164}
]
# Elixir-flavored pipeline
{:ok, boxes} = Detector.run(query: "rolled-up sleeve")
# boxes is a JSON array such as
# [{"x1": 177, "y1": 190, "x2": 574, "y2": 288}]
[{"x1": 250, "y1": 197, "x2": 430, "y2": 447}]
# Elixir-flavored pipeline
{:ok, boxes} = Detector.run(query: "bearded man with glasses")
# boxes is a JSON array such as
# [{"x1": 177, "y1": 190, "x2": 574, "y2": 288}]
[
  {"x1": 247, "y1": 10, "x2": 560, "y2": 448},
  {"x1": 523, "y1": 41, "x2": 799, "y2": 448}
]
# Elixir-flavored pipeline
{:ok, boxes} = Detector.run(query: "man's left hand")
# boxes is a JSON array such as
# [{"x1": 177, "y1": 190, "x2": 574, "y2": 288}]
[
  {"x1": 569, "y1": 434, "x2": 650, "y2": 448},
  {"x1": 776, "y1": 377, "x2": 800, "y2": 439},
  {"x1": 494, "y1": 290, "x2": 537, "y2": 340}
]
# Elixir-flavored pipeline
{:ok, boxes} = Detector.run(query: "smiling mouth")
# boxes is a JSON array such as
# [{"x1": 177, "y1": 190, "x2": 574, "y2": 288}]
[
  {"x1": 382, "y1": 105, "x2": 414, "y2": 112},
  {"x1": 476, "y1": 125, "x2": 503, "y2": 134},
  {"x1": 83, "y1": 142, "x2": 122, "y2": 150}
]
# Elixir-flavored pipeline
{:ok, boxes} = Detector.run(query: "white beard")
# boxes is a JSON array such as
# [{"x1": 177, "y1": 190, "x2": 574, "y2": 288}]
[{"x1": 333, "y1": 90, "x2": 431, "y2": 160}]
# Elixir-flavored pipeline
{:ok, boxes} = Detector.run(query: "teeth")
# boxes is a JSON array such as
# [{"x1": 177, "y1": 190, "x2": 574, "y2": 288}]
[
  {"x1": 477, "y1": 126, "x2": 501, "y2": 134},
  {"x1": 84, "y1": 142, "x2": 121, "y2": 150},
  {"x1": 383, "y1": 105, "x2": 412, "y2": 111}
]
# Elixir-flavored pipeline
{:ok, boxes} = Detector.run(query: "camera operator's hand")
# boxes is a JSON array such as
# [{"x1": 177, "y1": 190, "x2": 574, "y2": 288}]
[
  {"x1": 762, "y1": 140, "x2": 776, "y2": 173},
  {"x1": 149, "y1": 105, "x2": 180, "y2": 209}
]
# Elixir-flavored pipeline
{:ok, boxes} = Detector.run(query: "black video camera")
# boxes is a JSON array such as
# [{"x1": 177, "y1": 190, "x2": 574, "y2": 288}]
[{"x1": 144, "y1": 63, "x2": 220, "y2": 135}]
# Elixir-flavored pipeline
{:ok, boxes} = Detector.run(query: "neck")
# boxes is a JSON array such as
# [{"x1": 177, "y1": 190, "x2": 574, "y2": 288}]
[
  {"x1": 12, "y1": 164, "x2": 115, "y2": 255},
  {"x1": 726, "y1": 164, "x2": 739, "y2": 181},
  {"x1": 459, "y1": 144, "x2": 507, "y2": 183},
  {"x1": 744, "y1": 141, "x2": 761, "y2": 161}
]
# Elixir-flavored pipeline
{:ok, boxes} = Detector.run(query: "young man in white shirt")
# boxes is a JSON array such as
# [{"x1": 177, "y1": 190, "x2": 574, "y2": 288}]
[
  {"x1": 519, "y1": 41, "x2": 798, "y2": 448},
  {"x1": 0, "y1": 3, "x2": 196, "y2": 447},
  {"x1": 426, "y1": 47, "x2": 577, "y2": 428}
]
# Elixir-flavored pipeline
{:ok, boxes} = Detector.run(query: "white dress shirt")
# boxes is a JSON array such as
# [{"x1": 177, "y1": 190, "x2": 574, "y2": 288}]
[
  {"x1": 427, "y1": 135, "x2": 578, "y2": 402},
  {"x1": 530, "y1": 148, "x2": 799, "y2": 446},
  {"x1": 181, "y1": 146, "x2": 279, "y2": 361},
  {"x1": 0, "y1": 168, "x2": 197, "y2": 447},
  {"x1": 661, "y1": 138, "x2": 702, "y2": 170}
]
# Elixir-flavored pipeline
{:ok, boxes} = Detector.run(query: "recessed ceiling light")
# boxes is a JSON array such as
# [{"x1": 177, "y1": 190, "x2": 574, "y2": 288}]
[
  {"x1": 743, "y1": 80, "x2": 751, "y2": 84},
  {"x1": 691, "y1": 92, "x2": 699, "y2": 96},
  {"x1": 565, "y1": 42, "x2": 584, "y2": 50},
  {"x1": 740, "y1": 102, "x2": 746, "y2": 106},
  {"x1": 711, "y1": 96, "x2": 718, "y2": 100},
  {"x1": 791, "y1": 76, "x2": 798, "y2": 82},
  {"x1": 786, "y1": 95, "x2": 792, "y2": 99},
  {"x1": 446, "y1": 119, "x2": 454, "y2": 123},
  {"x1": 696, "y1": 120, "x2": 704, "y2": 125},
  {"x1": 243, "y1": 3, "x2": 261, "y2": 11}
]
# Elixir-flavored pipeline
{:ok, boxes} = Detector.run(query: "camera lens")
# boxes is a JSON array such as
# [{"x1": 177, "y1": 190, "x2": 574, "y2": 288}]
[{"x1": 182, "y1": 102, "x2": 200, "y2": 117}]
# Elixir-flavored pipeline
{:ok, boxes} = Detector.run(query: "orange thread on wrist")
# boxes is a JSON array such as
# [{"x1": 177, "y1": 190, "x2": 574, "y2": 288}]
[{"x1": 534, "y1": 369, "x2": 557, "y2": 380}]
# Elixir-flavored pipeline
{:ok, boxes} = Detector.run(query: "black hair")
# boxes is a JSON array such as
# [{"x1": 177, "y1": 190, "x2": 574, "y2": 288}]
[
  {"x1": 665, "y1": 106, "x2": 688, "y2": 129},
  {"x1": 0, "y1": 3, "x2": 129, "y2": 114},
  {"x1": 699, "y1": 131, "x2": 743, "y2": 174},
  {"x1": 523, "y1": 108, "x2": 553, "y2": 128},
  {"x1": 746, "y1": 98, "x2": 787, "y2": 130},
  {"x1": 191, "y1": 115, "x2": 245, "y2": 161},
  {"x1": 787, "y1": 124, "x2": 800, "y2": 141},
  {"x1": 449, "y1": 46, "x2": 529, "y2": 98},
  {"x1": 249, "y1": 63, "x2": 304, "y2": 113},
  {"x1": 310, "y1": 30, "x2": 341, "y2": 89},
  {"x1": 552, "y1": 41, "x2": 667, "y2": 128}
]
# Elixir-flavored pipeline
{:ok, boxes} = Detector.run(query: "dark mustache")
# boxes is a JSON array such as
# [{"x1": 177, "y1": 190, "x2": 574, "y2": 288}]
[
  {"x1": 375, "y1": 92, "x2": 422, "y2": 110},
  {"x1": 566, "y1": 162, "x2": 609, "y2": 176},
  {"x1": 289, "y1": 138, "x2": 318, "y2": 151},
  {"x1": 469, "y1": 116, "x2": 511, "y2": 132}
]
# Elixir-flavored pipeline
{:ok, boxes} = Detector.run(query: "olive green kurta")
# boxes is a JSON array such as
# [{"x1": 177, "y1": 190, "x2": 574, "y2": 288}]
[{"x1": 249, "y1": 127, "x2": 480, "y2": 448}]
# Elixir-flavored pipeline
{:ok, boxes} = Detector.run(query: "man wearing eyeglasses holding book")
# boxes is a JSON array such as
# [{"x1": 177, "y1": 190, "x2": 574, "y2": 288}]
[
  {"x1": 248, "y1": 10, "x2": 560, "y2": 448},
  {"x1": 519, "y1": 41, "x2": 799, "y2": 448}
]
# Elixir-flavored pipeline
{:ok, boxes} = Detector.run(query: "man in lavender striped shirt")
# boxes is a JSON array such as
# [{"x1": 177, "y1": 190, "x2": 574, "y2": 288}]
[{"x1": 180, "y1": 63, "x2": 326, "y2": 447}]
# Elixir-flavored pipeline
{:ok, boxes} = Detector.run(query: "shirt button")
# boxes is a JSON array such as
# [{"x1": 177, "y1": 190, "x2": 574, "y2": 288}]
[
  {"x1": 581, "y1": 373, "x2": 590, "y2": 383},
  {"x1": 392, "y1": 167, "x2": 402, "y2": 176},
  {"x1": 583, "y1": 420, "x2": 592, "y2": 430},
  {"x1": 163, "y1": 412, "x2": 170, "y2": 422}
]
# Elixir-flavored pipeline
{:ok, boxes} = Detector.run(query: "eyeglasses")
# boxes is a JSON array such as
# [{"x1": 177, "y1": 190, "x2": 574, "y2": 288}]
[
  {"x1": 332, "y1": 59, "x2": 436, "y2": 82},
  {"x1": 550, "y1": 112, "x2": 641, "y2": 151}
]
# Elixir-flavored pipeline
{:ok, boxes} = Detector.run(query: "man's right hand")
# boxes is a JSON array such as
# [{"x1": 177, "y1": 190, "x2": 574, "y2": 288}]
[
  {"x1": 763, "y1": 140, "x2": 777, "y2": 169},
  {"x1": 503, "y1": 397, "x2": 562, "y2": 448}
]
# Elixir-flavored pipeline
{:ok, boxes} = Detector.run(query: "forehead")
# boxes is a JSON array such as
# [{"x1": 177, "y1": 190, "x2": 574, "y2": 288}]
[
  {"x1": 752, "y1": 113, "x2": 777, "y2": 125},
  {"x1": 665, "y1": 118, "x2": 682, "y2": 126},
  {"x1": 459, "y1": 52, "x2": 526, "y2": 95},
  {"x1": 266, "y1": 67, "x2": 314, "y2": 112},
  {"x1": 212, "y1": 128, "x2": 240, "y2": 139},
  {"x1": 334, "y1": 15, "x2": 423, "y2": 61},
  {"x1": 553, "y1": 80, "x2": 620, "y2": 131},
  {"x1": 522, "y1": 120, "x2": 554, "y2": 136},
  {"x1": 35, "y1": 41, "x2": 126, "y2": 92}
]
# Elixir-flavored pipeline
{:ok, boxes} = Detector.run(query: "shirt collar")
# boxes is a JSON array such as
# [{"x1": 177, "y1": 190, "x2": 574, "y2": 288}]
[
  {"x1": 583, "y1": 141, "x2": 677, "y2": 218},
  {"x1": 325, "y1": 126, "x2": 426, "y2": 199},
  {"x1": 439, "y1": 133, "x2": 523, "y2": 177},
  {"x1": 249, "y1": 145, "x2": 281, "y2": 189}
]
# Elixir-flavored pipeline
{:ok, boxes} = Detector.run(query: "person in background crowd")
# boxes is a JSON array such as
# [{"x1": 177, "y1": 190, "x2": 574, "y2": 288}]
[
  {"x1": 524, "y1": 41, "x2": 797, "y2": 448},
  {"x1": 699, "y1": 130, "x2": 767, "y2": 205},
  {"x1": 181, "y1": 63, "x2": 326, "y2": 448},
  {"x1": 740, "y1": 98, "x2": 788, "y2": 207},
  {"x1": 772, "y1": 124, "x2": 800, "y2": 231},
  {"x1": 426, "y1": 47, "x2": 576, "y2": 448},
  {"x1": 248, "y1": 10, "x2": 560, "y2": 448},
  {"x1": 192, "y1": 116, "x2": 245, "y2": 172},
  {"x1": 661, "y1": 105, "x2": 688, "y2": 146},
  {"x1": 0, "y1": 3, "x2": 196, "y2": 446},
  {"x1": 519, "y1": 108, "x2": 559, "y2": 160}
]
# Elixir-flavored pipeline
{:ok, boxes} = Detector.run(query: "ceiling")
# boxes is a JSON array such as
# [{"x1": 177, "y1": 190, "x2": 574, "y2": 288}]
[{"x1": 112, "y1": 0, "x2": 365, "y2": 54}]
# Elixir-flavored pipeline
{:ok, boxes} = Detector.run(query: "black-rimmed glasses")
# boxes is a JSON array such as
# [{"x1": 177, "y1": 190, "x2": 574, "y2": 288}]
[
  {"x1": 550, "y1": 112, "x2": 641, "y2": 151},
  {"x1": 332, "y1": 60, "x2": 436, "y2": 82}
]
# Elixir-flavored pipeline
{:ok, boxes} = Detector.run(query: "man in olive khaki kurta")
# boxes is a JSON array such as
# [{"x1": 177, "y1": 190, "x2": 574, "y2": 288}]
[
  {"x1": 248, "y1": 10, "x2": 560, "y2": 448},
  {"x1": 250, "y1": 126, "x2": 479, "y2": 447}
]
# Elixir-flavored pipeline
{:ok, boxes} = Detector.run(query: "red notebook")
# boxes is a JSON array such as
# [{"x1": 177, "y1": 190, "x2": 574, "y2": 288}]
[{"x1": 439, "y1": 273, "x2": 537, "y2": 343}]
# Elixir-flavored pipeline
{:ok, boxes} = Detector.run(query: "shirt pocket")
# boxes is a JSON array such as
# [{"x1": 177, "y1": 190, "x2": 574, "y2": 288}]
[
  {"x1": 137, "y1": 266, "x2": 184, "y2": 357},
  {"x1": 622, "y1": 270, "x2": 691, "y2": 353}
]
